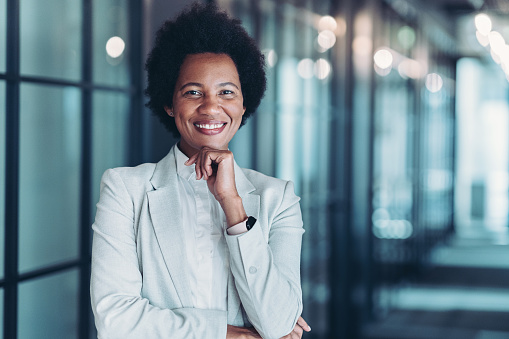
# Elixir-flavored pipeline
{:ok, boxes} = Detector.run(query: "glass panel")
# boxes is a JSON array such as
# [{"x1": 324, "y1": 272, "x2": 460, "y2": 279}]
[
  {"x1": 456, "y1": 57, "x2": 509, "y2": 240},
  {"x1": 20, "y1": 0, "x2": 81, "y2": 80},
  {"x1": 91, "y1": 91, "x2": 130, "y2": 214},
  {"x1": 0, "y1": 81, "x2": 4, "y2": 279},
  {"x1": 18, "y1": 269, "x2": 79, "y2": 339},
  {"x1": 93, "y1": 0, "x2": 129, "y2": 86},
  {"x1": 19, "y1": 84, "x2": 81, "y2": 273},
  {"x1": 0, "y1": 0, "x2": 6, "y2": 72}
]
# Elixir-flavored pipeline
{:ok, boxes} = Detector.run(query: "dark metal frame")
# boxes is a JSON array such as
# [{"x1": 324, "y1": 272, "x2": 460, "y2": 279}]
[
  {"x1": 4, "y1": 1, "x2": 21, "y2": 338},
  {"x1": 1, "y1": 0, "x2": 143, "y2": 338}
]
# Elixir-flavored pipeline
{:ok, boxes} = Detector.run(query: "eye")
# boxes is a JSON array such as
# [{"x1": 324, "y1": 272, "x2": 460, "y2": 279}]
[
  {"x1": 219, "y1": 89, "x2": 236, "y2": 97},
  {"x1": 183, "y1": 90, "x2": 202, "y2": 97}
]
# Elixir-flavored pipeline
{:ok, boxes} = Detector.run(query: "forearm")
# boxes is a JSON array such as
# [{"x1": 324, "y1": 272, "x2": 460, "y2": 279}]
[
  {"x1": 93, "y1": 294, "x2": 227, "y2": 339},
  {"x1": 219, "y1": 195, "x2": 248, "y2": 228},
  {"x1": 225, "y1": 224, "x2": 303, "y2": 339}
]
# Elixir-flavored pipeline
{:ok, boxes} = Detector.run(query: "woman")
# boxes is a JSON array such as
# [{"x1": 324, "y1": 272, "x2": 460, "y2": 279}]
[{"x1": 91, "y1": 4, "x2": 309, "y2": 338}]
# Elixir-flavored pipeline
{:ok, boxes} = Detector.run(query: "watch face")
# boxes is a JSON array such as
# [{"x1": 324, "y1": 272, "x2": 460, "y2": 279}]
[{"x1": 247, "y1": 216, "x2": 257, "y2": 230}]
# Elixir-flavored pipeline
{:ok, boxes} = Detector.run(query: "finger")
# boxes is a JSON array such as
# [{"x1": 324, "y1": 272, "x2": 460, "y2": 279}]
[
  {"x1": 205, "y1": 153, "x2": 215, "y2": 179},
  {"x1": 297, "y1": 317, "x2": 311, "y2": 332},
  {"x1": 293, "y1": 325, "x2": 303, "y2": 336},
  {"x1": 184, "y1": 153, "x2": 198, "y2": 166},
  {"x1": 193, "y1": 151, "x2": 204, "y2": 180},
  {"x1": 195, "y1": 156, "x2": 202, "y2": 180},
  {"x1": 200, "y1": 151, "x2": 213, "y2": 180}
]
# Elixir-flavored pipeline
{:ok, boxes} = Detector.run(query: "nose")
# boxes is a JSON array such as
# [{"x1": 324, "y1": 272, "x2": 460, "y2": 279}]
[{"x1": 198, "y1": 94, "x2": 221, "y2": 115}]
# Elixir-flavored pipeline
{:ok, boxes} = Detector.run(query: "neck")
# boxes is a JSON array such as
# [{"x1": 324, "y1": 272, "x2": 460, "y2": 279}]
[{"x1": 177, "y1": 141, "x2": 198, "y2": 158}]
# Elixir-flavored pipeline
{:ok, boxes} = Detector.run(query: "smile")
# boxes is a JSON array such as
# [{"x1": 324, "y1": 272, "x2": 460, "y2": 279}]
[
  {"x1": 193, "y1": 122, "x2": 227, "y2": 135},
  {"x1": 194, "y1": 123, "x2": 226, "y2": 129}
]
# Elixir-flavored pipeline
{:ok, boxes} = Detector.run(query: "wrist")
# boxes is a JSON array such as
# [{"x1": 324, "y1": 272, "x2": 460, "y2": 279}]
[{"x1": 220, "y1": 195, "x2": 247, "y2": 227}]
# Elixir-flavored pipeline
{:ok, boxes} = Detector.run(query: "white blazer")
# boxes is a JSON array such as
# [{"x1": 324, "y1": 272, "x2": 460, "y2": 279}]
[{"x1": 91, "y1": 146, "x2": 304, "y2": 339}]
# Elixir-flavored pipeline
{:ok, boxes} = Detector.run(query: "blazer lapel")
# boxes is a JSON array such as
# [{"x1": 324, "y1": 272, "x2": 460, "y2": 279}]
[
  {"x1": 227, "y1": 164, "x2": 260, "y2": 323},
  {"x1": 147, "y1": 148, "x2": 194, "y2": 308}
]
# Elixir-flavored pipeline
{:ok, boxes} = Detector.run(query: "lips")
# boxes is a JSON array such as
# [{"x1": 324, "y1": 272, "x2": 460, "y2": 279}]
[{"x1": 193, "y1": 121, "x2": 227, "y2": 135}]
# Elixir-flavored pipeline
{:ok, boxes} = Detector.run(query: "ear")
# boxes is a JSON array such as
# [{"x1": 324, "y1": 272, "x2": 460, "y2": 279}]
[
  {"x1": 164, "y1": 106, "x2": 174, "y2": 117},
  {"x1": 242, "y1": 107, "x2": 246, "y2": 116}
]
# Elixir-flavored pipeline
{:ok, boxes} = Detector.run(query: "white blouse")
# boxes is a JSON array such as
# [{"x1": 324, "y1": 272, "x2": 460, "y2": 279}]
[{"x1": 174, "y1": 146, "x2": 230, "y2": 311}]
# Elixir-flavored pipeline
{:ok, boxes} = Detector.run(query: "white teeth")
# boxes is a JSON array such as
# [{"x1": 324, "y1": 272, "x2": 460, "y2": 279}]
[{"x1": 195, "y1": 123, "x2": 224, "y2": 129}]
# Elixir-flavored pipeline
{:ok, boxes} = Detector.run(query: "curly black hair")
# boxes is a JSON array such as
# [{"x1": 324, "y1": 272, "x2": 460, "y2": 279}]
[{"x1": 144, "y1": 3, "x2": 267, "y2": 137}]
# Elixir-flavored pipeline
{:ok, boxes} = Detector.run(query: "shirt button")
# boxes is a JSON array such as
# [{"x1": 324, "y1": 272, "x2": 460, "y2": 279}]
[
  {"x1": 249, "y1": 266, "x2": 257, "y2": 274},
  {"x1": 198, "y1": 254, "x2": 203, "y2": 261},
  {"x1": 196, "y1": 230, "x2": 203, "y2": 237}
]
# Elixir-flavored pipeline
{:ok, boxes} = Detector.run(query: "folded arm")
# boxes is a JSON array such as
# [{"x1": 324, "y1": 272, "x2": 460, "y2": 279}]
[{"x1": 224, "y1": 181, "x2": 305, "y2": 339}]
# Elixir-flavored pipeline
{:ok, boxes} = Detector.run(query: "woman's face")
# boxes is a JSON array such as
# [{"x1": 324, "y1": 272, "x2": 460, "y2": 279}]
[{"x1": 167, "y1": 53, "x2": 246, "y2": 157}]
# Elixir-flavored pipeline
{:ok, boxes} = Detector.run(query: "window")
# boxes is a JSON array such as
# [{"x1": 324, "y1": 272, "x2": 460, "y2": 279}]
[{"x1": 1, "y1": 1, "x2": 142, "y2": 337}]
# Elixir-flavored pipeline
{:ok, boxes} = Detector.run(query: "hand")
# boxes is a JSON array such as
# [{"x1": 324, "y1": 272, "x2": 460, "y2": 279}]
[
  {"x1": 226, "y1": 325, "x2": 262, "y2": 339},
  {"x1": 185, "y1": 147, "x2": 247, "y2": 227},
  {"x1": 280, "y1": 317, "x2": 311, "y2": 339},
  {"x1": 225, "y1": 317, "x2": 310, "y2": 339},
  {"x1": 185, "y1": 147, "x2": 238, "y2": 203}
]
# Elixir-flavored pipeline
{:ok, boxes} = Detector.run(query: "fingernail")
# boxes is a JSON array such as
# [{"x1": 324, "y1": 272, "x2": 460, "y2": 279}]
[{"x1": 308, "y1": 326, "x2": 311, "y2": 331}]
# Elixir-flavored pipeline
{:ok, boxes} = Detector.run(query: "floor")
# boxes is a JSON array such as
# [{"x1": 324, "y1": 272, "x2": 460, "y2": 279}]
[{"x1": 361, "y1": 224, "x2": 509, "y2": 339}]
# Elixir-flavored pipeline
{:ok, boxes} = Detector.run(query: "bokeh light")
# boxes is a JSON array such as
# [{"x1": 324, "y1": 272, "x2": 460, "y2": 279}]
[
  {"x1": 297, "y1": 58, "x2": 315, "y2": 79},
  {"x1": 317, "y1": 30, "x2": 337, "y2": 50},
  {"x1": 105, "y1": 36, "x2": 125, "y2": 58},
  {"x1": 488, "y1": 31, "x2": 506, "y2": 56},
  {"x1": 398, "y1": 59, "x2": 422, "y2": 79},
  {"x1": 263, "y1": 49, "x2": 278, "y2": 67},
  {"x1": 425, "y1": 73, "x2": 443, "y2": 93},
  {"x1": 318, "y1": 15, "x2": 337, "y2": 32},
  {"x1": 397, "y1": 26, "x2": 416, "y2": 49},
  {"x1": 475, "y1": 13, "x2": 492, "y2": 36},
  {"x1": 372, "y1": 209, "x2": 413, "y2": 239},
  {"x1": 476, "y1": 30, "x2": 490, "y2": 47},
  {"x1": 315, "y1": 58, "x2": 332, "y2": 80},
  {"x1": 374, "y1": 49, "x2": 393, "y2": 69}
]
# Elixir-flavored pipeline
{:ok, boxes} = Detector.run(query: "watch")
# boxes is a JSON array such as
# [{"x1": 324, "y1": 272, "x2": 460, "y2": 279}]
[{"x1": 246, "y1": 216, "x2": 257, "y2": 231}]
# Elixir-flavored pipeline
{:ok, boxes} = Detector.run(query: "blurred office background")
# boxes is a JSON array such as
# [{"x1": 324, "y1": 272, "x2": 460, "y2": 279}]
[{"x1": 1, "y1": 0, "x2": 509, "y2": 338}]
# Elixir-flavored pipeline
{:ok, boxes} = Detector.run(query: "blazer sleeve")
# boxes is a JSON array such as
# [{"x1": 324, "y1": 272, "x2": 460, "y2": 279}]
[
  {"x1": 91, "y1": 169, "x2": 227, "y2": 339},
  {"x1": 225, "y1": 180, "x2": 304, "y2": 339}
]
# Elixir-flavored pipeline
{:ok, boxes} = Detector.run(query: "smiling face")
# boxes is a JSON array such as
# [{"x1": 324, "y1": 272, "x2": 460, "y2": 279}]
[{"x1": 166, "y1": 53, "x2": 246, "y2": 157}]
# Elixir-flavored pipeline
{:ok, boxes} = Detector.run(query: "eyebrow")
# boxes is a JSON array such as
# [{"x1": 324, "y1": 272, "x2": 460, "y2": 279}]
[
  {"x1": 179, "y1": 82, "x2": 203, "y2": 91},
  {"x1": 218, "y1": 82, "x2": 240, "y2": 90},
  {"x1": 179, "y1": 82, "x2": 240, "y2": 91}
]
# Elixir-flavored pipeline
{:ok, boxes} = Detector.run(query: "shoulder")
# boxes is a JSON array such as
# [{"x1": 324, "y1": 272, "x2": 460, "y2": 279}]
[
  {"x1": 106, "y1": 162, "x2": 156, "y2": 180},
  {"x1": 241, "y1": 168, "x2": 285, "y2": 188},
  {"x1": 100, "y1": 163, "x2": 156, "y2": 192},
  {"x1": 240, "y1": 168, "x2": 299, "y2": 201}
]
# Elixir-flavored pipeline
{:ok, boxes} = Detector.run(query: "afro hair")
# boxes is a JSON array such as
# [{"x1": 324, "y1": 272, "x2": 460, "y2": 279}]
[{"x1": 144, "y1": 3, "x2": 267, "y2": 137}]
